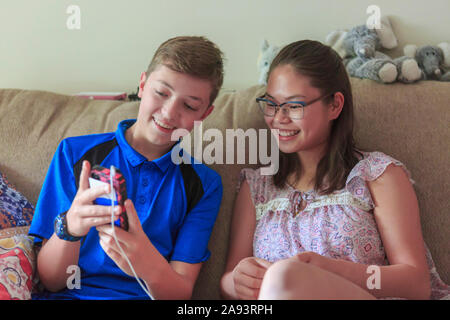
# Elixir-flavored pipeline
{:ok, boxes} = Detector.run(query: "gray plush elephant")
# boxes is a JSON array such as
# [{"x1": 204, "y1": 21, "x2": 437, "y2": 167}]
[
  {"x1": 404, "y1": 44, "x2": 450, "y2": 81},
  {"x1": 340, "y1": 25, "x2": 422, "y2": 84}
]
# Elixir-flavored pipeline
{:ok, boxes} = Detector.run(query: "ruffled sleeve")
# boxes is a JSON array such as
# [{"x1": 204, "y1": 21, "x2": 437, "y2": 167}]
[
  {"x1": 345, "y1": 151, "x2": 414, "y2": 210},
  {"x1": 237, "y1": 168, "x2": 271, "y2": 207}
]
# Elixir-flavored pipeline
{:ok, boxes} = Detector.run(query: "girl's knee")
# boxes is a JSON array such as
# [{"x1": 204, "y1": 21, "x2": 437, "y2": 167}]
[
  {"x1": 259, "y1": 257, "x2": 312, "y2": 299},
  {"x1": 259, "y1": 257, "x2": 376, "y2": 300}
]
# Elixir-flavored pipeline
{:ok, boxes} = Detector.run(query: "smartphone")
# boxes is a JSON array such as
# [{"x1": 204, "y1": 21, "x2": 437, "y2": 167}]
[{"x1": 88, "y1": 165, "x2": 129, "y2": 231}]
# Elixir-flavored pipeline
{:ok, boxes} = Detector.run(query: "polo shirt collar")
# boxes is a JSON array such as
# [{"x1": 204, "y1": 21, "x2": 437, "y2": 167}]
[{"x1": 115, "y1": 119, "x2": 178, "y2": 173}]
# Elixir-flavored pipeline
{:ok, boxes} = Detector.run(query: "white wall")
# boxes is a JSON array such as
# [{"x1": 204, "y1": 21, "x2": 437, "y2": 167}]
[{"x1": 1, "y1": 0, "x2": 449, "y2": 94}]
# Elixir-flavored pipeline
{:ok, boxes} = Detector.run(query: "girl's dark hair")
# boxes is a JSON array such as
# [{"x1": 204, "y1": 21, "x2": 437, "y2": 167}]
[{"x1": 268, "y1": 40, "x2": 361, "y2": 194}]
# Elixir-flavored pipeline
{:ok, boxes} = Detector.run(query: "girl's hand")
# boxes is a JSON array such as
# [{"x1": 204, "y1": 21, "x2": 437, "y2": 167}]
[
  {"x1": 66, "y1": 160, "x2": 121, "y2": 237},
  {"x1": 296, "y1": 251, "x2": 336, "y2": 272},
  {"x1": 232, "y1": 257, "x2": 272, "y2": 300}
]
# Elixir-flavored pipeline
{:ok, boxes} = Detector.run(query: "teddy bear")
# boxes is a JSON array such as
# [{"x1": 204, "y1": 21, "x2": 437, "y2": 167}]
[
  {"x1": 326, "y1": 16, "x2": 422, "y2": 84},
  {"x1": 257, "y1": 39, "x2": 280, "y2": 85},
  {"x1": 403, "y1": 43, "x2": 450, "y2": 81}
]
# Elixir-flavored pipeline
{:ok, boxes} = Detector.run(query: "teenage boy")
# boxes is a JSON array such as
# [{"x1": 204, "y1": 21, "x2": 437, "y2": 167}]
[{"x1": 29, "y1": 36, "x2": 224, "y2": 300}]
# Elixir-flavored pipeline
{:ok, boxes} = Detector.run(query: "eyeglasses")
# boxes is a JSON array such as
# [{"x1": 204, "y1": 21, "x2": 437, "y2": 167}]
[{"x1": 256, "y1": 93, "x2": 332, "y2": 120}]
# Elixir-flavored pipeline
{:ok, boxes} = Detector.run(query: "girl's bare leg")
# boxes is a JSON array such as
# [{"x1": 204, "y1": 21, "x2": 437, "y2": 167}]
[{"x1": 258, "y1": 257, "x2": 376, "y2": 300}]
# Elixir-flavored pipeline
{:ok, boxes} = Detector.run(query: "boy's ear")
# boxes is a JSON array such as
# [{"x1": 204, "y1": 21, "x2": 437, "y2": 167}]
[
  {"x1": 328, "y1": 92, "x2": 344, "y2": 120},
  {"x1": 200, "y1": 105, "x2": 214, "y2": 121},
  {"x1": 138, "y1": 72, "x2": 147, "y2": 98}
]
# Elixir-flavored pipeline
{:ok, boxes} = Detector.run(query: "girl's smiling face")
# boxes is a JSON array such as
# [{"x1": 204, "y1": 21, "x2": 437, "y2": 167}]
[{"x1": 265, "y1": 64, "x2": 342, "y2": 155}]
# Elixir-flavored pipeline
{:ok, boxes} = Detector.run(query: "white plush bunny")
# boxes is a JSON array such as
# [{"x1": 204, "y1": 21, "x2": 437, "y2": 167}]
[{"x1": 257, "y1": 39, "x2": 280, "y2": 85}]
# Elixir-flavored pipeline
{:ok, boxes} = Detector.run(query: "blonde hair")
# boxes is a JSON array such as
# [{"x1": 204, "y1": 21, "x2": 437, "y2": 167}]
[{"x1": 146, "y1": 36, "x2": 224, "y2": 105}]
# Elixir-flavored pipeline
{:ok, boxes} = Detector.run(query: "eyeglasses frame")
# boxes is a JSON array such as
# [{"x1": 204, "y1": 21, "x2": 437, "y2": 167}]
[{"x1": 256, "y1": 93, "x2": 333, "y2": 120}]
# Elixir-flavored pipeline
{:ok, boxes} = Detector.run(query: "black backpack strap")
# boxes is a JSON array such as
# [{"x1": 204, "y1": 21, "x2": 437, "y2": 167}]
[
  {"x1": 73, "y1": 138, "x2": 118, "y2": 189},
  {"x1": 179, "y1": 162, "x2": 204, "y2": 214}
]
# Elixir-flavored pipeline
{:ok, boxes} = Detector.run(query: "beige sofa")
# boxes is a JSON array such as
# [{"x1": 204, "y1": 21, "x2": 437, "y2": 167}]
[{"x1": 0, "y1": 78, "x2": 448, "y2": 299}]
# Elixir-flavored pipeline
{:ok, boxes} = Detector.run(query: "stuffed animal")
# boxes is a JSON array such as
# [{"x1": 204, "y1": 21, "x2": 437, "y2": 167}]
[
  {"x1": 257, "y1": 39, "x2": 280, "y2": 85},
  {"x1": 404, "y1": 43, "x2": 450, "y2": 81},
  {"x1": 326, "y1": 16, "x2": 422, "y2": 84}
]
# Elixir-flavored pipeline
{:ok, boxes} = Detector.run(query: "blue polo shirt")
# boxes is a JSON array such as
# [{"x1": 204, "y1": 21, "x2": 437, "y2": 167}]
[{"x1": 29, "y1": 119, "x2": 222, "y2": 300}]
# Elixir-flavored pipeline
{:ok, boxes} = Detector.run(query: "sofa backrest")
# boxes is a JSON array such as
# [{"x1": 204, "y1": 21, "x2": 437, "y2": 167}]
[
  {"x1": 351, "y1": 79, "x2": 449, "y2": 288},
  {"x1": 0, "y1": 89, "x2": 136, "y2": 204}
]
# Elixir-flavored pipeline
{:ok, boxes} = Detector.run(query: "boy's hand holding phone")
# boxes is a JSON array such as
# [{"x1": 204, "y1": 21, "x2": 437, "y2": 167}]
[
  {"x1": 65, "y1": 161, "x2": 122, "y2": 238},
  {"x1": 97, "y1": 199, "x2": 155, "y2": 278}
]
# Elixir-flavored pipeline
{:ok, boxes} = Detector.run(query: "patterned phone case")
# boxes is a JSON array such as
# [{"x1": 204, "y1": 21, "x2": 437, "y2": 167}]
[{"x1": 90, "y1": 165, "x2": 129, "y2": 231}]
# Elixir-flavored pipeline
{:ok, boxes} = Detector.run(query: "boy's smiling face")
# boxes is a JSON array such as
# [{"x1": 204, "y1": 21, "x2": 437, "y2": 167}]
[{"x1": 128, "y1": 65, "x2": 214, "y2": 159}]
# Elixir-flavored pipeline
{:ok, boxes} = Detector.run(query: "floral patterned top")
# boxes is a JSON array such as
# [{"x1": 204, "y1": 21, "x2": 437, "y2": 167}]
[{"x1": 239, "y1": 151, "x2": 449, "y2": 300}]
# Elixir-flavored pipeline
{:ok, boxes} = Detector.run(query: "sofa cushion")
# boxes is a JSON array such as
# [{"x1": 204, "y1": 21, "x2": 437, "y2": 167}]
[
  {"x1": 0, "y1": 170, "x2": 34, "y2": 229},
  {"x1": 0, "y1": 227, "x2": 36, "y2": 300},
  {"x1": 188, "y1": 85, "x2": 266, "y2": 298}
]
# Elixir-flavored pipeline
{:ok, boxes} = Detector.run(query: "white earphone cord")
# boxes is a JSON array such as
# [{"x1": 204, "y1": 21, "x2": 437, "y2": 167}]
[{"x1": 109, "y1": 166, "x2": 154, "y2": 300}]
